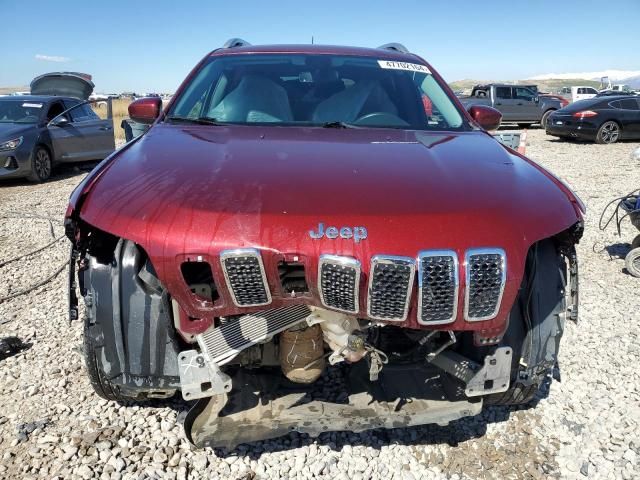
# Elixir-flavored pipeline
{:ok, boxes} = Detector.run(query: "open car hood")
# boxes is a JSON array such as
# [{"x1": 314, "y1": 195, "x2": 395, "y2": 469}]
[{"x1": 30, "y1": 72, "x2": 95, "y2": 100}]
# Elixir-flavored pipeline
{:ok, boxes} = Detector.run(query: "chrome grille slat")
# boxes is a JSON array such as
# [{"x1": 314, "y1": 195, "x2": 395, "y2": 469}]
[
  {"x1": 199, "y1": 304, "x2": 312, "y2": 363},
  {"x1": 318, "y1": 255, "x2": 360, "y2": 314},
  {"x1": 464, "y1": 248, "x2": 506, "y2": 321},
  {"x1": 220, "y1": 249, "x2": 271, "y2": 307},
  {"x1": 367, "y1": 255, "x2": 415, "y2": 321},
  {"x1": 417, "y1": 251, "x2": 459, "y2": 325}
]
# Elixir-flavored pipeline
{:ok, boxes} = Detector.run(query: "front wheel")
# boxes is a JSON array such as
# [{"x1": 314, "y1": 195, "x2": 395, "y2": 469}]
[
  {"x1": 596, "y1": 121, "x2": 620, "y2": 144},
  {"x1": 27, "y1": 145, "x2": 52, "y2": 182}
]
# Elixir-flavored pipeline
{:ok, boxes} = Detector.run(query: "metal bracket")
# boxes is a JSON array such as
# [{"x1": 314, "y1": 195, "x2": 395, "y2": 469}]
[
  {"x1": 429, "y1": 346, "x2": 512, "y2": 397},
  {"x1": 178, "y1": 350, "x2": 231, "y2": 401},
  {"x1": 465, "y1": 347, "x2": 512, "y2": 397}
]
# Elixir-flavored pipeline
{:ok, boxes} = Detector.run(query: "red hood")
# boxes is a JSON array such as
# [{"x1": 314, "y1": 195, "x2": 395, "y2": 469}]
[{"x1": 77, "y1": 124, "x2": 580, "y2": 332}]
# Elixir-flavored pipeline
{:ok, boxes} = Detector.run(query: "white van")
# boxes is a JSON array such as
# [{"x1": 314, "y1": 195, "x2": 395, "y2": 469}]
[{"x1": 571, "y1": 86, "x2": 598, "y2": 102}]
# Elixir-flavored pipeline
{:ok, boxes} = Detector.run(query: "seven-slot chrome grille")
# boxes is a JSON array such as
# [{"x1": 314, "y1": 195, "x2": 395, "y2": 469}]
[
  {"x1": 367, "y1": 256, "x2": 415, "y2": 321},
  {"x1": 318, "y1": 255, "x2": 361, "y2": 314},
  {"x1": 220, "y1": 249, "x2": 271, "y2": 307},
  {"x1": 215, "y1": 248, "x2": 507, "y2": 322},
  {"x1": 417, "y1": 251, "x2": 459, "y2": 325},
  {"x1": 464, "y1": 248, "x2": 506, "y2": 321}
]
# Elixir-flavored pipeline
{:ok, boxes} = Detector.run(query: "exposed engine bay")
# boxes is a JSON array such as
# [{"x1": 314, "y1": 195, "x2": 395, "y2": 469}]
[
  {"x1": 177, "y1": 305, "x2": 516, "y2": 448},
  {"x1": 177, "y1": 305, "x2": 512, "y2": 401}
]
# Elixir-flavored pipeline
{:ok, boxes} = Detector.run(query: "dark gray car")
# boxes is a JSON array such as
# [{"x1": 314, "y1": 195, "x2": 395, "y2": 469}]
[{"x1": 0, "y1": 73, "x2": 115, "y2": 182}]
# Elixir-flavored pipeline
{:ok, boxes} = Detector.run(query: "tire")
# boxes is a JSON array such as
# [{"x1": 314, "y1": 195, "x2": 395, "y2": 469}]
[
  {"x1": 540, "y1": 109, "x2": 554, "y2": 129},
  {"x1": 27, "y1": 145, "x2": 52, "y2": 182},
  {"x1": 625, "y1": 247, "x2": 640, "y2": 278},
  {"x1": 484, "y1": 240, "x2": 567, "y2": 406},
  {"x1": 596, "y1": 121, "x2": 621, "y2": 144},
  {"x1": 83, "y1": 314, "x2": 146, "y2": 402},
  {"x1": 631, "y1": 234, "x2": 640, "y2": 250}
]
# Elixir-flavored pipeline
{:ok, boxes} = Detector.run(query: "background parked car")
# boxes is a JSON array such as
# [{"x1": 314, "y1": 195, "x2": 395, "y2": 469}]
[
  {"x1": 0, "y1": 73, "x2": 115, "y2": 182},
  {"x1": 458, "y1": 83, "x2": 563, "y2": 127},
  {"x1": 546, "y1": 95, "x2": 640, "y2": 144},
  {"x1": 571, "y1": 86, "x2": 599, "y2": 102}
]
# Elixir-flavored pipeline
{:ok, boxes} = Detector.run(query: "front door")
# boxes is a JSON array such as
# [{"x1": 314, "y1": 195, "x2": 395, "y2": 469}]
[
  {"x1": 53, "y1": 100, "x2": 115, "y2": 162},
  {"x1": 513, "y1": 87, "x2": 540, "y2": 122},
  {"x1": 493, "y1": 86, "x2": 515, "y2": 121}
]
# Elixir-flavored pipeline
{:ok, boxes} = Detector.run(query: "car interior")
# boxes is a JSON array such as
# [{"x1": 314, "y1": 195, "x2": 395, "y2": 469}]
[
  {"x1": 206, "y1": 69, "x2": 419, "y2": 127},
  {"x1": 46, "y1": 102, "x2": 67, "y2": 123},
  {"x1": 0, "y1": 101, "x2": 43, "y2": 124},
  {"x1": 172, "y1": 55, "x2": 463, "y2": 130}
]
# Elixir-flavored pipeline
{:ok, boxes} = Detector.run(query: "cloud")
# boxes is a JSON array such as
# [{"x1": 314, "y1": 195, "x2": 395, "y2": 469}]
[{"x1": 35, "y1": 54, "x2": 71, "y2": 63}]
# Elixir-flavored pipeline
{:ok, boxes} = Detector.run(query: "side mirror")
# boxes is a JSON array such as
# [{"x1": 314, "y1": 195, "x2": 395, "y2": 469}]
[
  {"x1": 468, "y1": 105, "x2": 502, "y2": 131},
  {"x1": 49, "y1": 116, "x2": 69, "y2": 127},
  {"x1": 128, "y1": 97, "x2": 162, "y2": 124}
]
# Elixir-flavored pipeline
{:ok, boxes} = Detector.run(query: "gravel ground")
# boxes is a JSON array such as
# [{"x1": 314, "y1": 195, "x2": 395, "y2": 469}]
[{"x1": 0, "y1": 130, "x2": 639, "y2": 480}]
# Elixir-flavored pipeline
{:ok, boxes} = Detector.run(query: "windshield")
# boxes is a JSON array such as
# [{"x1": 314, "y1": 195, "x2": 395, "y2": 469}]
[
  {"x1": 0, "y1": 100, "x2": 43, "y2": 124},
  {"x1": 168, "y1": 54, "x2": 466, "y2": 130}
]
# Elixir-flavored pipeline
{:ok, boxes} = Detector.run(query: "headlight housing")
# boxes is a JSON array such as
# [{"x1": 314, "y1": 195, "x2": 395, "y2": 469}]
[{"x1": 0, "y1": 136, "x2": 23, "y2": 151}]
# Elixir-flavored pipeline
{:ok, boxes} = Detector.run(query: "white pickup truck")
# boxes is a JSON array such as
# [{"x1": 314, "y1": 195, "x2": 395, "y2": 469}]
[{"x1": 570, "y1": 86, "x2": 598, "y2": 102}]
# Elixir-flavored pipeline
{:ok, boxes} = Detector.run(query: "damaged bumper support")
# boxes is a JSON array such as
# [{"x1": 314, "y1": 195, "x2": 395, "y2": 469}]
[{"x1": 183, "y1": 365, "x2": 483, "y2": 449}]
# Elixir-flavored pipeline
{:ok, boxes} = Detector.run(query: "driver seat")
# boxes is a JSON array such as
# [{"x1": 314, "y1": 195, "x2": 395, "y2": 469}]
[{"x1": 312, "y1": 81, "x2": 397, "y2": 124}]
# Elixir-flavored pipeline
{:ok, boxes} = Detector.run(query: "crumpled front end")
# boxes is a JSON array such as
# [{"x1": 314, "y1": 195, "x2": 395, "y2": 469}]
[{"x1": 66, "y1": 125, "x2": 583, "y2": 447}]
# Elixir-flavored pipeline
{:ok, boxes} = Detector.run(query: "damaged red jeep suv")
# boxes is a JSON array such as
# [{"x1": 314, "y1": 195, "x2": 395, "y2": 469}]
[{"x1": 65, "y1": 40, "x2": 584, "y2": 448}]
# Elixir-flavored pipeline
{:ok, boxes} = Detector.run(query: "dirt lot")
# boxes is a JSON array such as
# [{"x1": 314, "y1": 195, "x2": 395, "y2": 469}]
[{"x1": 0, "y1": 129, "x2": 639, "y2": 480}]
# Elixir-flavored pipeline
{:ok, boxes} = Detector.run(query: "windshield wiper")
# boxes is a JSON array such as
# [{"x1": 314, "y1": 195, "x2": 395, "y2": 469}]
[
  {"x1": 321, "y1": 121, "x2": 357, "y2": 129},
  {"x1": 166, "y1": 115, "x2": 226, "y2": 125}
]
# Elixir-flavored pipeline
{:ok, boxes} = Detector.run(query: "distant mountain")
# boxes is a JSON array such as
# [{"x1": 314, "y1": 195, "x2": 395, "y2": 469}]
[
  {"x1": 625, "y1": 75, "x2": 640, "y2": 88},
  {"x1": 0, "y1": 86, "x2": 29, "y2": 95},
  {"x1": 529, "y1": 70, "x2": 640, "y2": 82}
]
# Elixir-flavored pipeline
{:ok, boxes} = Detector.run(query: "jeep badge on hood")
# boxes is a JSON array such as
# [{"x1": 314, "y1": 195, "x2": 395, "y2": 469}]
[{"x1": 309, "y1": 222, "x2": 368, "y2": 243}]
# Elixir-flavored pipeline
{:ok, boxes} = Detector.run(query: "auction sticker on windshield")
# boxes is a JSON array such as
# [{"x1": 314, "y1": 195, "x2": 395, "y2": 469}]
[
  {"x1": 377, "y1": 60, "x2": 431, "y2": 74},
  {"x1": 22, "y1": 103, "x2": 43, "y2": 108}
]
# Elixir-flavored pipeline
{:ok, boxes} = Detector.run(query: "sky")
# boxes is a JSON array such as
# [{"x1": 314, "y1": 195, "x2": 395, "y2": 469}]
[{"x1": 1, "y1": 0, "x2": 639, "y2": 93}]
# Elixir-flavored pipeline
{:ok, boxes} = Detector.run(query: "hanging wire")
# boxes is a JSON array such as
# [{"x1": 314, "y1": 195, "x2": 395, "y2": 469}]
[
  {"x1": 598, "y1": 188, "x2": 640, "y2": 236},
  {"x1": 0, "y1": 213, "x2": 68, "y2": 305}
]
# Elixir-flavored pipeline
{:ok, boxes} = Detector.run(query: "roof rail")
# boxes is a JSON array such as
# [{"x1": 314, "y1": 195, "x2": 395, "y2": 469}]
[
  {"x1": 377, "y1": 43, "x2": 410, "y2": 54},
  {"x1": 222, "y1": 38, "x2": 251, "y2": 49}
]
